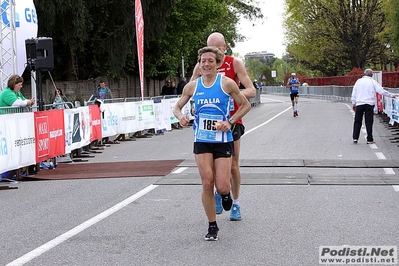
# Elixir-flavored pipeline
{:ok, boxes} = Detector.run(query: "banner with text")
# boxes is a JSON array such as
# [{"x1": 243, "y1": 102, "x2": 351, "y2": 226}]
[
  {"x1": 34, "y1": 110, "x2": 65, "y2": 162},
  {"x1": 0, "y1": 113, "x2": 35, "y2": 173}
]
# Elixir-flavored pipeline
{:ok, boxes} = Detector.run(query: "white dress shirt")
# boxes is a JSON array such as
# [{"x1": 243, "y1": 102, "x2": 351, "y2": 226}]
[{"x1": 351, "y1": 75, "x2": 394, "y2": 106}]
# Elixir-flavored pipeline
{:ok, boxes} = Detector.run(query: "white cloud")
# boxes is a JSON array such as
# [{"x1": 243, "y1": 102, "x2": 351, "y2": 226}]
[{"x1": 233, "y1": 0, "x2": 286, "y2": 59}]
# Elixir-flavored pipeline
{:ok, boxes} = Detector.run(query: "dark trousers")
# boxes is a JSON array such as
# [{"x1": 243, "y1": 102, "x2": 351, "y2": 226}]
[{"x1": 352, "y1": 104, "x2": 374, "y2": 142}]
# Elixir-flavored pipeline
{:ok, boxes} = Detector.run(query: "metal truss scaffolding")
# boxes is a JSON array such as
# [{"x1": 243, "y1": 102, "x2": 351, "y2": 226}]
[{"x1": 0, "y1": 0, "x2": 17, "y2": 91}]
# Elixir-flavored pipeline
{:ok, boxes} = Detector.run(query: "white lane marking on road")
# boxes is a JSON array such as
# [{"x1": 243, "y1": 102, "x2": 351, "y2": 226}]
[
  {"x1": 375, "y1": 152, "x2": 395, "y2": 174},
  {"x1": 6, "y1": 184, "x2": 159, "y2": 266},
  {"x1": 244, "y1": 106, "x2": 292, "y2": 137},
  {"x1": 173, "y1": 167, "x2": 188, "y2": 173},
  {"x1": 385, "y1": 168, "x2": 396, "y2": 175},
  {"x1": 344, "y1": 103, "x2": 352, "y2": 110},
  {"x1": 369, "y1": 143, "x2": 378, "y2": 149},
  {"x1": 374, "y1": 152, "x2": 396, "y2": 187},
  {"x1": 347, "y1": 105, "x2": 397, "y2": 188},
  {"x1": 375, "y1": 152, "x2": 386, "y2": 159}
]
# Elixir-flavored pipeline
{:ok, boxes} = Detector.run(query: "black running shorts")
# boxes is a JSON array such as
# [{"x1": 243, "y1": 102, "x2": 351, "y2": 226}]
[
  {"x1": 193, "y1": 142, "x2": 235, "y2": 159},
  {"x1": 231, "y1": 123, "x2": 245, "y2": 141},
  {"x1": 290, "y1": 92, "x2": 299, "y2": 101}
]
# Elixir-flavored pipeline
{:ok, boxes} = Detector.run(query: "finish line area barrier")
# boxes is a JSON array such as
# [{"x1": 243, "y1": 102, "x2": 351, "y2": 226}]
[
  {"x1": 1, "y1": 88, "x2": 397, "y2": 182},
  {"x1": 0, "y1": 96, "x2": 195, "y2": 181}
]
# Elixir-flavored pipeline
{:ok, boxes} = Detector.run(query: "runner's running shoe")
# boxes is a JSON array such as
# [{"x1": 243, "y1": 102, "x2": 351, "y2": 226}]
[
  {"x1": 229, "y1": 204, "x2": 242, "y2": 221},
  {"x1": 221, "y1": 193, "x2": 233, "y2": 211},
  {"x1": 205, "y1": 226, "x2": 219, "y2": 241},
  {"x1": 215, "y1": 193, "x2": 223, "y2": 214}
]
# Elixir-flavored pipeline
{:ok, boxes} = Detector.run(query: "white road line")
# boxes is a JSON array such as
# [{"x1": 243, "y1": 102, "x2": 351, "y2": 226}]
[
  {"x1": 173, "y1": 167, "x2": 188, "y2": 173},
  {"x1": 375, "y1": 152, "x2": 386, "y2": 159},
  {"x1": 369, "y1": 143, "x2": 378, "y2": 149},
  {"x1": 346, "y1": 106, "x2": 397, "y2": 189},
  {"x1": 375, "y1": 152, "x2": 396, "y2": 174},
  {"x1": 374, "y1": 152, "x2": 396, "y2": 187},
  {"x1": 244, "y1": 106, "x2": 291, "y2": 137},
  {"x1": 384, "y1": 168, "x2": 396, "y2": 175},
  {"x1": 6, "y1": 184, "x2": 159, "y2": 266}
]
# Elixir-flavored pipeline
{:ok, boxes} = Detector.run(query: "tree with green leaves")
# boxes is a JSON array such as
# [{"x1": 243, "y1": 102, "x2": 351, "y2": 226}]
[
  {"x1": 35, "y1": 0, "x2": 174, "y2": 80},
  {"x1": 151, "y1": 0, "x2": 263, "y2": 80},
  {"x1": 384, "y1": 0, "x2": 399, "y2": 70},
  {"x1": 284, "y1": 0, "x2": 389, "y2": 76},
  {"x1": 34, "y1": 0, "x2": 262, "y2": 83}
]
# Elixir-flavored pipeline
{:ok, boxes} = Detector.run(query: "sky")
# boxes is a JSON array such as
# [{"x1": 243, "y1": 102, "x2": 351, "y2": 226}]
[{"x1": 233, "y1": 0, "x2": 286, "y2": 59}]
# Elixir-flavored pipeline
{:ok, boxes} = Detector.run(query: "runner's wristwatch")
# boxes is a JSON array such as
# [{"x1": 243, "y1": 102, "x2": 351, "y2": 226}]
[{"x1": 228, "y1": 117, "x2": 236, "y2": 125}]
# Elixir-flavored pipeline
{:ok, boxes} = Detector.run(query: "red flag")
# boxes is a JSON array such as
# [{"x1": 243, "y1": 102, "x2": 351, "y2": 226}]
[{"x1": 135, "y1": 0, "x2": 144, "y2": 100}]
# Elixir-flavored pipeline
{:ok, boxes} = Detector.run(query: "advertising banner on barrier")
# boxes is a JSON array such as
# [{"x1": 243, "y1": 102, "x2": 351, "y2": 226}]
[
  {"x1": 34, "y1": 110, "x2": 65, "y2": 162},
  {"x1": 118, "y1": 102, "x2": 139, "y2": 134},
  {"x1": 162, "y1": 99, "x2": 172, "y2": 131},
  {"x1": 89, "y1": 105, "x2": 102, "y2": 142},
  {"x1": 153, "y1": 99, "x2": 167, "y2": 131},
  {"x1": 64, "y1": 107, "x2": 91, "y2": 152},
  {"x1": 376, "y1": 93, "x2": 383, "y2": 112},
  {"x1": 168, "y1": 98, "x2": 180, "y2": 124},
  {"x1": 101, "y1": 103, "x2": 120, "y2": 137},
  {"x1": 182, "y1": 100, "x2": 195, "y2": 121},
  {"x1": 392, "y1": 98, "x2": 399, "y2": 123},
  {"x1": 138, "y1": 100, "x2": 156, "y2": 130},
  {"x1": 64, "y1": 109, "x2": 73, "y2": 154},
  {"x1": 0, "y1": 113, "x2": 36, "y2": 173}
]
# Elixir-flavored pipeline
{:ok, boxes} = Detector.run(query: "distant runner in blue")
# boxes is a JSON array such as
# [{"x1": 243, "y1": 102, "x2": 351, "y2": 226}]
[
  {"x1": 286, "y1": 72, "x2": 300, "y2": 117},
  {"x1": 173, "y1": 46, "x2": 251, "y2": 241}
]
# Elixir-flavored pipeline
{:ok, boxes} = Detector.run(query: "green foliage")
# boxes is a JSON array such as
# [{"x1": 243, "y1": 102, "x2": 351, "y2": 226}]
[
  {"x1": 391, "y1": 0, "x2": 399, "y2": 49},
  {"x1": 384, "y1": 0, "x2": 399, "y2": 70},
  {"x1": 34, "y1": 0, "x2": 262, "y2": 82},
  {"x1": 245, "y1": 59, "x2": 264, "y2": 81},
  {"x1": 284, "y1": 0, "x2": 390, "y2": 76}
]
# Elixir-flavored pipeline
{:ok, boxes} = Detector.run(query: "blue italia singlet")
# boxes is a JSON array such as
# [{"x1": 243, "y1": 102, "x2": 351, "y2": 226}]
[
  {"x1": 192, "y1": 73, "x2": 233, "y2": 143},
  {"x1": 289, "y1": 78, "x2": 299, "y2": 94}
]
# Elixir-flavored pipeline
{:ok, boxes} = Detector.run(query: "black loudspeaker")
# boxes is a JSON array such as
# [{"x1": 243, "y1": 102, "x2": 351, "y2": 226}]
[{"x1": 25, "y1": 37, "x2": 54, "y2": 71}]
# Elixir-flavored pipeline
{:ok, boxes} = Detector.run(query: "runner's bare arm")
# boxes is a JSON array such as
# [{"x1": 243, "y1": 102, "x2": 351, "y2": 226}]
[
  {"x1": 173, "y1": 81, "x2": 195, "y2": 127},
  {"x1": 189, "y1": 63, "x2": 201, "y2": 82},
  {"x1": 233, "y1": 58, "x2": 256, "y2": 99},
  {"x1": 223, "y1": 77, "x2": 251, "y2": 122}
]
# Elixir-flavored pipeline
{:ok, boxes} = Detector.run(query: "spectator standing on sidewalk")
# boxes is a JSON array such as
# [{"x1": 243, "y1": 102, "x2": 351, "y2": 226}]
[
  {"x1": 53, "y1": 88, "x2": 69, "y2": 109},
  {"x1": 176, "y1": 78, "x2": 187, "y2": 95},
  {"x1": 94, "y1": 80, "x2": 113, "y2": 100},
  {"x1": 0, "y1": 75, "x2": 35, "y2": 109},
  {"x1": 351, "y1": 68, "x2": 397, "y2": 144},
  {"x1": 94, "y1": 80, "x2": 116, "y2": 143},
  {"x1": 161, "y1": 79, "x2": 174, "y2": 96}
]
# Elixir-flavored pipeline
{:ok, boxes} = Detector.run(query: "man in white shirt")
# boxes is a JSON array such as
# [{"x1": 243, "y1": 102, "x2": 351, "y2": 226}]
[{"x1": 351, "y1": 68, "x2": 397, "y2": 144}]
